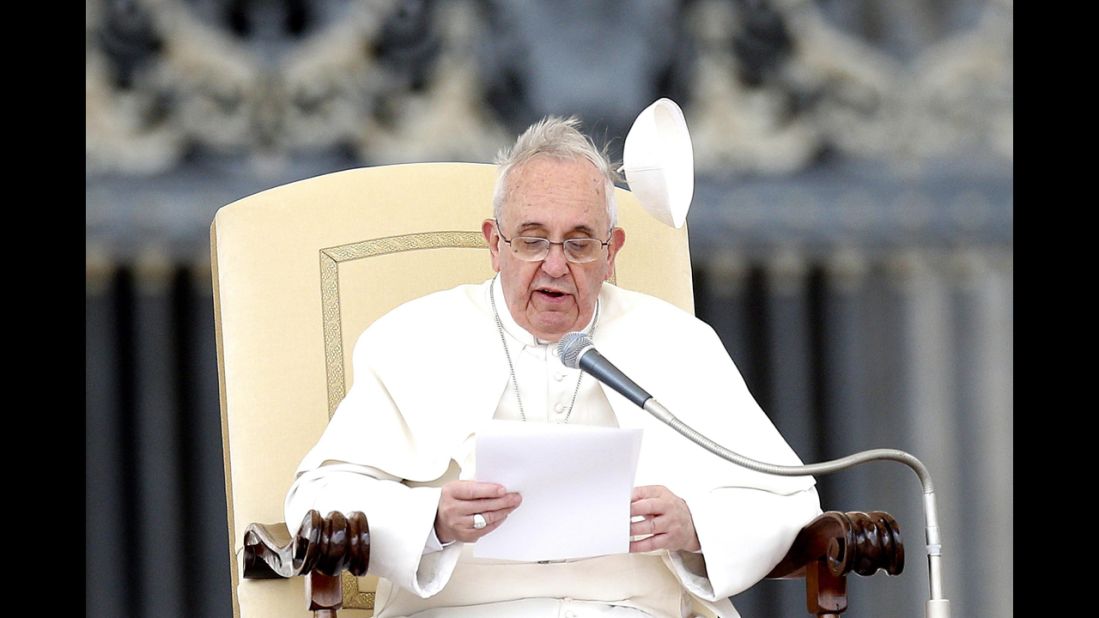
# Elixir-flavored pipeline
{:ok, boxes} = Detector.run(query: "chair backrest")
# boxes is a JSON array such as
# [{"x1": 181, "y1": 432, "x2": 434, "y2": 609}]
[{"x1": 212, "y1": 162, "x2": 694, "y2": 617}]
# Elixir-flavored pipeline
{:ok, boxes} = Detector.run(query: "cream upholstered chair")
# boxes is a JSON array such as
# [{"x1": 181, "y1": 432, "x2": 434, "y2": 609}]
[
  {"x1": 211, "y1": 162, "x2": 696, "y2": 617},
  {"x1": 212, "y1": 162, "x2": 903, "y2": 617}
]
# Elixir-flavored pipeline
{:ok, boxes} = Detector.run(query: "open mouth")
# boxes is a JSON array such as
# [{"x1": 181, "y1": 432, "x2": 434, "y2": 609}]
[{"x1": 537, "y1": 288, "x2": 568, "y2": 299}]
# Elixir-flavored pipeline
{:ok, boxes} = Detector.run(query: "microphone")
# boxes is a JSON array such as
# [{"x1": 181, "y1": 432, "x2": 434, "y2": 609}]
[
  {"x1": 557, "y1": 332, "x2": 951, "y2": 618},
  {"x1": 558, "y1": 332, "x2": 652, "y2": 408}
]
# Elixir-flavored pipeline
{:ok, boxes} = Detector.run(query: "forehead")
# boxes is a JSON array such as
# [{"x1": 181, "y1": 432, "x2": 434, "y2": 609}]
[{"x1": 501, "y1": 156, "x2": 609, "y2": 232}]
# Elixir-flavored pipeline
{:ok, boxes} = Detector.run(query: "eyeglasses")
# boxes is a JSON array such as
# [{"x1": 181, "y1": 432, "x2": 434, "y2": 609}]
[{"x1": 495, "y1": 220, "x2": 611, "y2": 264}]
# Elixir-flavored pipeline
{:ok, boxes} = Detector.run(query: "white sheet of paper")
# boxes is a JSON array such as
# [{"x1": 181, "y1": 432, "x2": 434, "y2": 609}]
[{"x1": 473, "y1": 420, "x2": 643, "y2": 561}]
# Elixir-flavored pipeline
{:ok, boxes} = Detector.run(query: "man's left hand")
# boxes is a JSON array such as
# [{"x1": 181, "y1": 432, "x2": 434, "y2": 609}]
[{"x1": 628, "y1": 485, "x2": 701, "y2": 553}]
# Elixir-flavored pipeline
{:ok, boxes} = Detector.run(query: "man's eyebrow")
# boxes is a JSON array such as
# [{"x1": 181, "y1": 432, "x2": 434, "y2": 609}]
[
  {"x1": 516, "y1": 222, "x2": 598, "y2": 236},
  {"x1": 516, "y1": 221, "x2": 545, "y2": 232}
]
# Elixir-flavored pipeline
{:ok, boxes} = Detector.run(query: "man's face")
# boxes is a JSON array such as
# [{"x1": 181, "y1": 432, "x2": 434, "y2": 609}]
[{"x1": 482, "y1": 155, "x2": 626, "y2": 342}]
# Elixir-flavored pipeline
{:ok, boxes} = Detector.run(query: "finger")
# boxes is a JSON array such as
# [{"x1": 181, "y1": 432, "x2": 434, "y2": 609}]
[
  {"x1": 462, "y1": 493, "x2": 522, "y2": 514},
  {"x1": 446, "y1": 481, "x2": 508, "y2": 500},
  {"x1": 483, "y1": 503, "x2": 522, "y2": 520},
  {"x1": 438, "y1": 496, "x2": 516, "y2": 535},
  {"x1": 467, "y1": 503, "x2": 522, "y2": 530},
  {"x1": 471, "y1": 515, "x2": 509, "y2": 539},
  {"x1": 451, "y1": 513, "x2": 497, "y2": 542},
  {"x1": 631, "y1": 485, "x2": 668, "y2": 501},
  {"x1": 629, "y1": 515, "x2": 661, "y2": 537},
  {"x1": 629, "y1": 533, "x2": 670, "y2": 553},
  {"x1": 461, "y1": 509, "x2": 516, "y2": 542},
  {"x1": 469, "y1": 512, "x2": 488, "y2": 530},
  {"x1": 630, "y1": 497, "x2": 667, "y2": 517},
  {"x1": 441, "y1": 495, "x2": 520, "y2": 526}
]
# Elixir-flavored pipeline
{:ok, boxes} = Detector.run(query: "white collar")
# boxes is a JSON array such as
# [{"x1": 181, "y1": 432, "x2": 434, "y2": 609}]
[{"x1": 489, "y1": 275, "x2": 598, "y2": 348}]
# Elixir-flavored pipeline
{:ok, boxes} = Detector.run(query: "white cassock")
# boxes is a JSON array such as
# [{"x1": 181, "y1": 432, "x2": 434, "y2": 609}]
[{"x1": 286, "y1": 278, "x2": 821, "y2": 618}]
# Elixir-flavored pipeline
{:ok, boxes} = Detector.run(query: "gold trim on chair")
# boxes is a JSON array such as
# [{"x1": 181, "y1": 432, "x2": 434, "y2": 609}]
[
  {"x1": 322, "y1": 230, "x2": 486, "y2": 612},
  {"x1": 342, "y1": 572, "x2": 376, "y2": 610},
  {"x1": 320, "y1": 231, "x2": 487, "y2": 415}
]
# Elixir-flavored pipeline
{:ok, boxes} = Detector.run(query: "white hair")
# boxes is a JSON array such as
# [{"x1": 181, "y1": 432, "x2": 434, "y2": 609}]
[{"x1": 492, "y1": 116, "x2": 619, "y2": 229}]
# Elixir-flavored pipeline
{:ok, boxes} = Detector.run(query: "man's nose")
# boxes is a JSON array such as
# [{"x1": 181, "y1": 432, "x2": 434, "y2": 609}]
[{"x1": 540, "y1": 243, "x2": 569, "y2": 278}]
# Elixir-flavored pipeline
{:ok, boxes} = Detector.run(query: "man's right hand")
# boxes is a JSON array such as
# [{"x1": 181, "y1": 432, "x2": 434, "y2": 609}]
[{"x1": 434, "y1": 480, "x2": 522, "y2": 544}]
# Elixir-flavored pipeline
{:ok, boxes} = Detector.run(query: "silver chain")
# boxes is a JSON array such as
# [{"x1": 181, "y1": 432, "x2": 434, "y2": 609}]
[{"x1": 489, "y1": 275, "x2": 597, "y2": 423}]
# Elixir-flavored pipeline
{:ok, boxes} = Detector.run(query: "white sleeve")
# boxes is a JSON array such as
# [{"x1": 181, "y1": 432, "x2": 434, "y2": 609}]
[
  {"x1": 664, "y1": 485, "x2": 822, "y2": 600},
  {"x1": 284, "y1": 462, "x2": 463, "y2": 598}
]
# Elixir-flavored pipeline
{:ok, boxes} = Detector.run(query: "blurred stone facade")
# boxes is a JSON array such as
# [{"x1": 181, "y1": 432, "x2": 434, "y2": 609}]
[{"x1": 87, "y1": 0, "x2": 1012, "y2": 260}]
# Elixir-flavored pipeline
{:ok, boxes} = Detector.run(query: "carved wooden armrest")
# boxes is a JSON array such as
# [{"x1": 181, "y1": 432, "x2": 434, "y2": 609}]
[
  {"x1": 766, "y1": 511, "x2": 904, "y2": 617},
  {"x1": 243, "y1": 509, "x2": 902, "y2": 617},
  {"x1": 243, "y1": 510, "x2": 370, "y2": 616}
]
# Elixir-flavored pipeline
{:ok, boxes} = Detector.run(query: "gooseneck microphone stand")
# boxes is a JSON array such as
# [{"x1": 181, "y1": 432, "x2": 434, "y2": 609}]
[{"x1": 558, "y1": 332, "x2": 950, "y2": 618}]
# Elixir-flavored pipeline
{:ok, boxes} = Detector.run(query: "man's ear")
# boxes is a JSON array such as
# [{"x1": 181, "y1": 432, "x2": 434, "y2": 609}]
[
  {"x1": 482, "y1": 219, "x2": 501, "y2": 272},
  {"x1": 605, "y1": 227, "x2": 626, "y2": 280}
]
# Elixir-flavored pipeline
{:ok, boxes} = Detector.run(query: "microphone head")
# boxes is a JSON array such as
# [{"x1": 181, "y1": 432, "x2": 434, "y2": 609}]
[{"x1": 558, "y1": 332, "x2": 594, "y2": 369}]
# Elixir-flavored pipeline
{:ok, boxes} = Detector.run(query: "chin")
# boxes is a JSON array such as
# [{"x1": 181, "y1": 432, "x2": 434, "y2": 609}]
[
  {"x1": 530, "y1": 321, "x2": 570, "y2": 342},
  {"x1": 533, "y1": 327, "x2": 566, "y2": 342}
]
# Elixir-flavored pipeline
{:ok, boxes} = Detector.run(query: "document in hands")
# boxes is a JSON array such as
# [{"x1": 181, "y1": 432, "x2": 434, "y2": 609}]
[{"x1": 473, "y1": 420, "x2": 643, "y2": 561}]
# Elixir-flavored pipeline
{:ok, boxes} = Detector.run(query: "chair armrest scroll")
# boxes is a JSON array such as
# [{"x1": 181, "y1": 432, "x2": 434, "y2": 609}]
[
  {"x1": 243, "y1": 510, "x2": 371, "y2": 580},
  {"x1": 767, "y1": 510, "x2": 904, "y2": 580}
]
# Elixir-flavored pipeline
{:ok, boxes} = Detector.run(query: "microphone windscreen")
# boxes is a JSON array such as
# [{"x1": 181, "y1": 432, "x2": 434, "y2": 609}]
[{"x1": 558, "y1": 332, "x2": 593, "y2": 369}]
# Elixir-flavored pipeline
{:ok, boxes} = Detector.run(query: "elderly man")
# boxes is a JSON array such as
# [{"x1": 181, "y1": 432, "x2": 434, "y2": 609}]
[{"x1": 285, "y1": 117, "x2": 820, "y2": 617}]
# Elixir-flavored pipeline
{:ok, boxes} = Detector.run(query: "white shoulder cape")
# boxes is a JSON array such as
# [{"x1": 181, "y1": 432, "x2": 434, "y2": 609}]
[{"x1": 297, "y1": 280, "x2": 815, "y2": 498}]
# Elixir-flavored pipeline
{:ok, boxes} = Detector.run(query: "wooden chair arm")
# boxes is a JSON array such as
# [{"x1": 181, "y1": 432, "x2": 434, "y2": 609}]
[
  {"x1": 768, "y1": 510, "x2": 904, "y2": 579},
  {"x1": 766, "y1": 510, "x2": 904, "y2": 617},
  {"x1": 243, "y1": 509, "x2": 903, "y2": 617},
  {"x1": 244, "y1": 510, "x2": 371, "y2": 579},
  {"x1": 243, "y1": 511, "x2": 370, "y2": 616}
]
